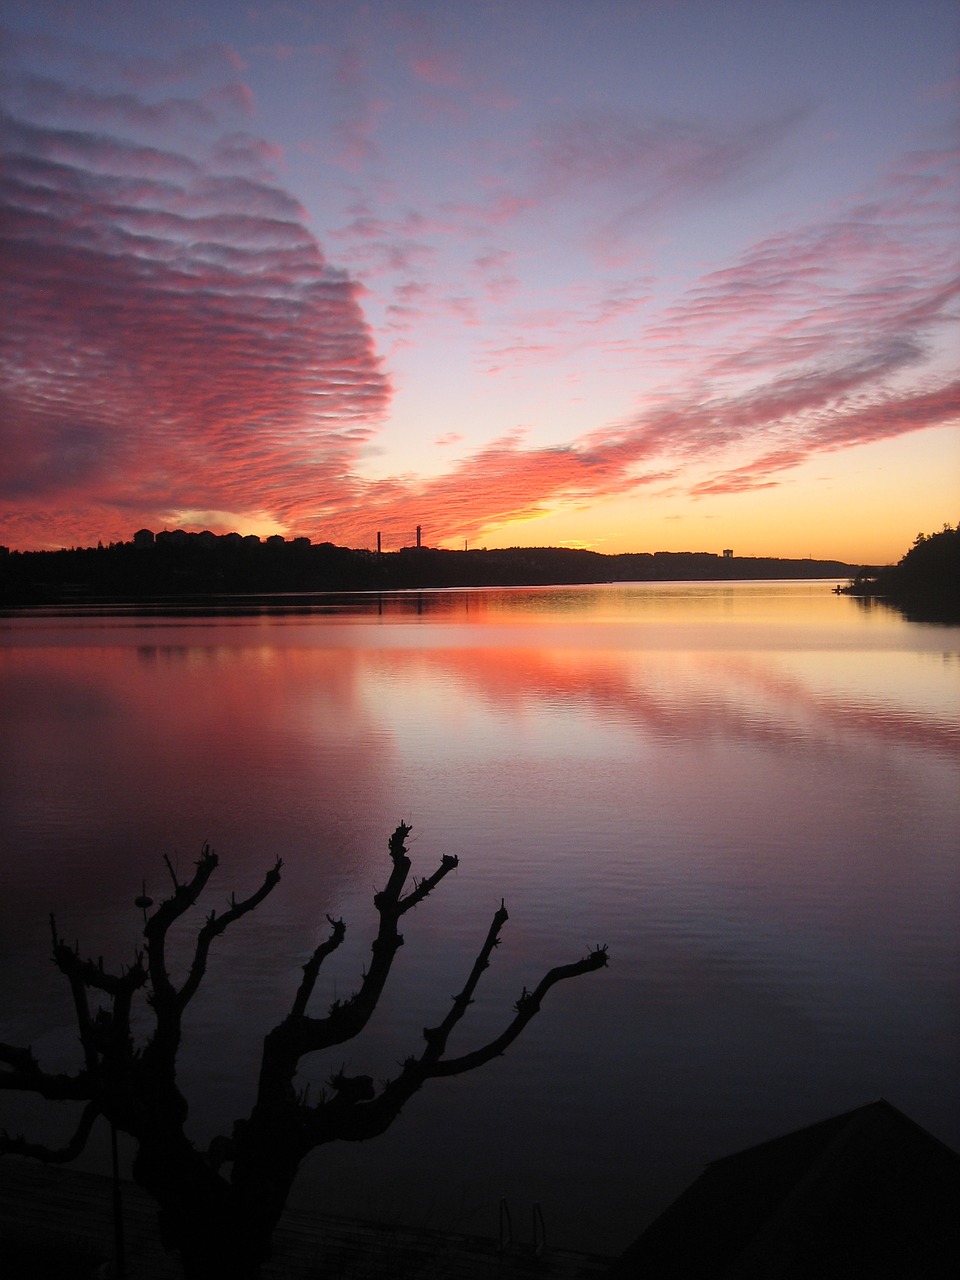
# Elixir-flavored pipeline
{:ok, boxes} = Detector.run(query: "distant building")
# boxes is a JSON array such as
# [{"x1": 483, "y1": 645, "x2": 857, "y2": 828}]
[
  {"x1": 133, "y1": 528, "x2": 155, "y2": 548},
  {"x1": 722, "y1": 548, "x2": 733, "y2": 558}
]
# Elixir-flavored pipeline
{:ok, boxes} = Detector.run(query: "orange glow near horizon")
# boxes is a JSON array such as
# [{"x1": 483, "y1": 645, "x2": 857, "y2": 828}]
[{"x1": 1, "y1": 4, "x2": 957, "y2": 562}]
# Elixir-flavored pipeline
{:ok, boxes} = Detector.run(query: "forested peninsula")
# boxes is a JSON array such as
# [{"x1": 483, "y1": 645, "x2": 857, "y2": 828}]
[
  {"x1": 840, "y1": 524, "x2": 959, "y2": 623},
  {"x1": 0, "y1": 532, "x2": 857, "y2": 607}
]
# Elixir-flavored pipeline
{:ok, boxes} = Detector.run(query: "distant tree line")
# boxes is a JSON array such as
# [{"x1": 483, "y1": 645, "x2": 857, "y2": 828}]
[{"x1": 0, "y1": 532, "x2": 857, "y2": 607}]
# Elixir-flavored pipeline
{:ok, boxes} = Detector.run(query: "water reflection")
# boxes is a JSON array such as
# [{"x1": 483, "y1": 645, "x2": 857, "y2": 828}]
[
  {"x1": 1, "y1": 582, "x2": 958, "y2": 1253},
  {"x1": 0, "y1": 576, "x2": 910, "y2": 623}
]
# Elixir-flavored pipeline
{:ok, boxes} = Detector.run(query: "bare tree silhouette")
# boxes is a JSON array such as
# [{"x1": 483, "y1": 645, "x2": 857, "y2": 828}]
[{"x1": 0, "y1": 823, "x2": 607, "y2": 1278}]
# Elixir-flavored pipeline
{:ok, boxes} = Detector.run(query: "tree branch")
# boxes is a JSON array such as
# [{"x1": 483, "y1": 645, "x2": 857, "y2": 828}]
[
  {"x1": 317, "y1": 911, "x2": 607, "y2": 1144},
  {"x1": 428, "y1": 945, "x2": 609, "y2": 1077},
  {"x1": 48, "y1": 915, "x2": 148, "y2": 1078},
  {"x1": 143, "y1": 844, "x2": 222, "y2": 1012},
  {"x1": 177, "y1": 859, "x2": 283, "y2": 1011},
  {"x1": 49, "y1": 916, "x2": 95, "y2": 1073},
  {"x1": 0, "y1": 1100, "x2": 99, "y2": 1163},
  {"x1": 0, "y1": 1043, "x2": 93, "y2": 1101},
  {"x1": 289, "y1": 916, "x2": 346, "y2": 1021},
  {"x1": 397, "y1": 853, "x2": 459, "y2": 917},
  {"x1": 419, "y1": 901, "x2": 509, "y2": 1062},
  {"x1": 256, "y1": 825, "x2": 459, "y2": 1108},
  {"x1": 337, "y1": 826, "x2": 458, "y2": 1036},
  {"x1": 262, "y1": 826, "x2": 458, "y2": 1072},
  {"x1": 140, "y1": 847, "x2": 282, "y2": 1078}
]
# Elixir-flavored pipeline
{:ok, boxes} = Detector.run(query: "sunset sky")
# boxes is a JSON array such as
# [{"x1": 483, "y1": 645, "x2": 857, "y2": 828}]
[{"x1": 2, "y1": 1, "x2": 958, "y2": 562}]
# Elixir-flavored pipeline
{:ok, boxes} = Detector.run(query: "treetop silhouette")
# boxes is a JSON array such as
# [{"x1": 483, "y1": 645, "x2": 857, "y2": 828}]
[{"x1": 0, "y1": 822, "x2": 608, "y2": 1278}]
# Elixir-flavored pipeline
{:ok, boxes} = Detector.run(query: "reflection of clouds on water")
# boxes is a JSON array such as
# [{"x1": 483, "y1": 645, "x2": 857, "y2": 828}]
[
  {"x1": 359, "y1": 642, "x2": 959, "y2": 761},
  {"x1": 1, "y1": 585, "x2": 958, "y2": 1251}
]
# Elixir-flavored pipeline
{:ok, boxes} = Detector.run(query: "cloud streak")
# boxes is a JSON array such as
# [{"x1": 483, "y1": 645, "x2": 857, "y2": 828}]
[
  {"x1": 392, "y1": 139, "x2": 958, "y2": 544},
  {"x1": 0, "y1": 68, "x2": 390, "y2": 544}
]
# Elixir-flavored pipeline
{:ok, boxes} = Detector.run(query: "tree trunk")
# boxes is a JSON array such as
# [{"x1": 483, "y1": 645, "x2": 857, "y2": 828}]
[{"x1": 131, "y1": 1133, "x2": 273, "y2": 1280}]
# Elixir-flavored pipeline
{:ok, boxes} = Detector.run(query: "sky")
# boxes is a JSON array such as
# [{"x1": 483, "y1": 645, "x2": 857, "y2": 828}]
[{"x1": 1, "y1": 1, "x2": 958, "y2": 563}]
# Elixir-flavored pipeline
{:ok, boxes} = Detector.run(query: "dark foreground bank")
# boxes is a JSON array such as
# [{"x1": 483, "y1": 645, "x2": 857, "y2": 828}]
[{"x1": 0, "y1": 1160, "x2": 609, "y2": 1280}]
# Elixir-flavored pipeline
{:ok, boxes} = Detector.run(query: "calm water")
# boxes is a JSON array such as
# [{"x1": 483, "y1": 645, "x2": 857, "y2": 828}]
[{"x1": 1, "y1": 580, "x2": 958, "y2": 1254}]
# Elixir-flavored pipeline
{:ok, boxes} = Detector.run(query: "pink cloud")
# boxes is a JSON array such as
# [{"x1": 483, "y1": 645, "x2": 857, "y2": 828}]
[
  {"x1": 10, "y1": 74, "x2": 216, "y2": 132},
  {"x1": 526, "y1": 106, "x2": 808, "y2": 256},
  {"x1": 0, "y1": 24, "x2": 242, "y2": 92},
  {"x1": 355, "y1": 104, "x2": 807, "y2": 273},
  {"x1": 471, "y1": 247, "x2": 520, "y2": 304},
  {"x1": 0, "y1": 100, "x2": 390, "y2": 545},
  {"x1": 300, "y1": 45, "x2": 386, "y2": 172},
  {"x1": 324, "y1": 427, "x2": 676, "y2": 550},
  {"x1": 335, "y1": 329, "x2": 957, "y2": 548},
  {"x1": 208, "y1": 131, "x2": 286, "y2": 180},
  {"x1": 410, "y1": 53, "x2": 466, "y2": 91},
  {"x1": 120, "y1": 44, "x2": 248, "y2": 88},
  {"x1": 327, "y1": 201, "x2": 443, "y2": 293},
  {"x1": 651, "y1": 144, "x2": 959, "y2": 362}
]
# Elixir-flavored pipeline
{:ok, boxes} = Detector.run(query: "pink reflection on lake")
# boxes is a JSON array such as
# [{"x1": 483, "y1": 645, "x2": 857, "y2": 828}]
[{"x1": 1, "y1": 582, "x2": 957, "y2": 1253}]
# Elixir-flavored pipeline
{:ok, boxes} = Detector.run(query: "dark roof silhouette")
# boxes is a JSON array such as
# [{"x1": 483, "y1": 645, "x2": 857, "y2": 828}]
[{"x1": 606, "y1": 1099, "x2": 960, "y2": 1279}]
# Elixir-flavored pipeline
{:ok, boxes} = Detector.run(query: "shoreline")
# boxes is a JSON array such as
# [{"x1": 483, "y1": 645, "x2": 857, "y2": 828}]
[
  {"x1": 0, "y1": 1159, "x2": 612, "y2": 1280},
  {"x1": 1, "y1": 539, "x2": 859, "y2": 609}
]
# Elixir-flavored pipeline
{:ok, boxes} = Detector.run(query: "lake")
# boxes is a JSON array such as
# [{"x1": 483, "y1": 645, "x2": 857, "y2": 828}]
[{"x1": 1, "y1": 580, "x2": 958, "y2": 1256}]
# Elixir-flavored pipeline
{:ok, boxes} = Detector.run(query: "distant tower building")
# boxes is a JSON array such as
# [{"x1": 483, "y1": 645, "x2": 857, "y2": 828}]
[
  {"x1": 416, "y1": 525, "x2": 422, "y2": 549},
  {"x1": 722, "y1": 548, "x2": 733, "y2": 558},
  {"x1": 133, "y1": 528, "x2": 155, "y2": 548}
]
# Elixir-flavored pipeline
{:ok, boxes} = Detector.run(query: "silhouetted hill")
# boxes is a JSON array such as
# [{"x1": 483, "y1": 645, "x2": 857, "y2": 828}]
[{"x1": 0, "y1": 535, "x2": 858, "y2": 608}]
